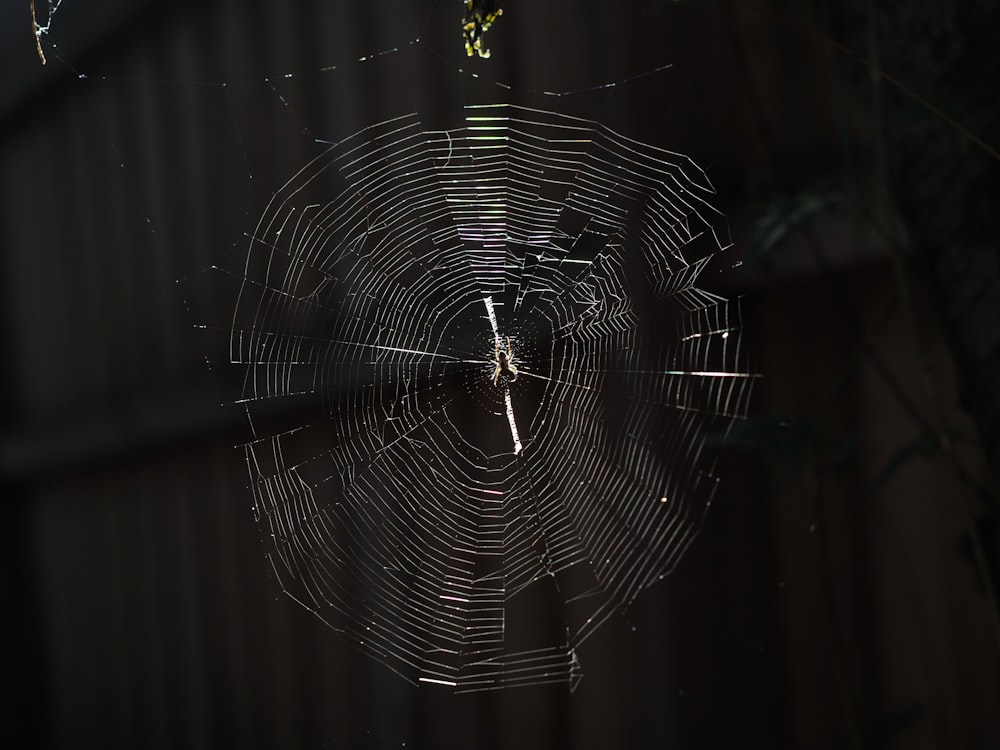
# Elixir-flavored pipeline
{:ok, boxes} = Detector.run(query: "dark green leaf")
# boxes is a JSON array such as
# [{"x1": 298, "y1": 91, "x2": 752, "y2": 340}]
[
  {"x1": 749, "y1": 192, "x2": 842, "y2": 266},
  {"x1": 714, "y1": 416, "x2": 853, "y2": 472},
  {"x1": 871, "y1": 430, "x2": 964, "y2": 492}
]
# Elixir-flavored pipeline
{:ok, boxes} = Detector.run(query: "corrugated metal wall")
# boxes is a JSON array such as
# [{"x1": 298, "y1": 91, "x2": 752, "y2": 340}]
[{"x1": 4, "y1": 1, "x2": 999, "y2": 748}]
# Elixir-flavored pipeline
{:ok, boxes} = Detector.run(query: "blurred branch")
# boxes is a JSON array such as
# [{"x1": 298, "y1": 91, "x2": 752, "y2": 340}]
[{"x1": 31, "y1": 0, "x2": 46, "y2": 64}]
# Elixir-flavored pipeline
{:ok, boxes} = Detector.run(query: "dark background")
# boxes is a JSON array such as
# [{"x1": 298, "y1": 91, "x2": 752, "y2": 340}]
[{"x1": 3, "y1": 1, "x2": 999, "y2": 748}]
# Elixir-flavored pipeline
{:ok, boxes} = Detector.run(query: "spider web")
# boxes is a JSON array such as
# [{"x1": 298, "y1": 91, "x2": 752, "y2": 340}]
[{"x1": 185, "y1": 98, "x2": 754, "y2": 691}]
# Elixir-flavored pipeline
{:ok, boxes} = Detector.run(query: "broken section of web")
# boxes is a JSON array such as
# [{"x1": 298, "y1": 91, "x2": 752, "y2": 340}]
[{"x1": 186, "y1": 103, "x2": 754, "y2": 692}]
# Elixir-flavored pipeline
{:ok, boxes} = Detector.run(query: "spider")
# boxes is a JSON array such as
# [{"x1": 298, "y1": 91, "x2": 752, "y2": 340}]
[
  {"x1": 491, "y1": 336, "x2": 518, "y2": 386},
  {"x1": 462, "y1": 0, "x2": 503, "y2": 58}
]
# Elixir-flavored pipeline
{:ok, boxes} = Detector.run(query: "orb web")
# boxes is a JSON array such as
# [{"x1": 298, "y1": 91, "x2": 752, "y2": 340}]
[{"x1": 187, "y1": 103, "x2": 755, "y2": 691}]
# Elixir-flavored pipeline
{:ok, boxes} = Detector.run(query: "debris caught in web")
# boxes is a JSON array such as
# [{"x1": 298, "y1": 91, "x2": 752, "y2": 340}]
[{"x1": 462, "y1": 0, "x2": 503, "y2": 58}]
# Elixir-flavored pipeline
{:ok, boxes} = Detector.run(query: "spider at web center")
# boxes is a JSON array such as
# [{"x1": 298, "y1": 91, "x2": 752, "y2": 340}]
[{"x1": 490, "y1": 335, "x2": 519, "y2": 386}]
